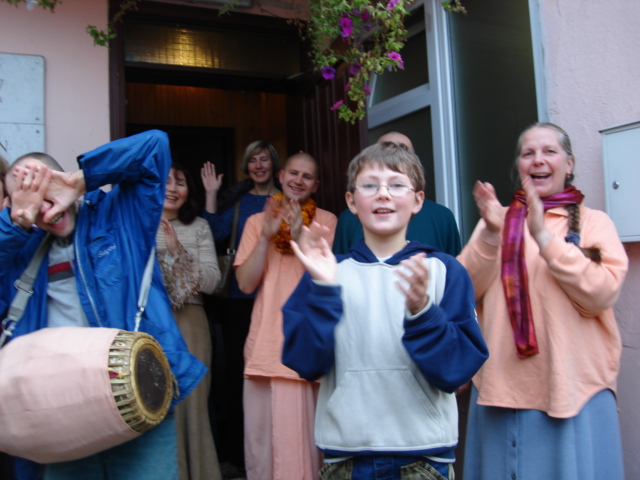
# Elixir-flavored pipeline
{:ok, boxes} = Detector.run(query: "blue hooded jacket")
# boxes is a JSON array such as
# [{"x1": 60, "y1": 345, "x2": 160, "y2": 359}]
[{"x1": 0, "y1": 131, "x2": 206, "y2": 477}]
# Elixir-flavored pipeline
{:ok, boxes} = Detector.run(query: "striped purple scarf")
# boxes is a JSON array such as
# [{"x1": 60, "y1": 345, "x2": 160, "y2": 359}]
[{"x1": 501, "y1": 186, "x2": 584, "y2": 359}]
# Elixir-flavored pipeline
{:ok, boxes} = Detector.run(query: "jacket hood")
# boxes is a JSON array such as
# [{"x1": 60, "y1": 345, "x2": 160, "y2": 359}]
[{"x1": 348, "y1": 239, "x2": 439, "y2": 265}]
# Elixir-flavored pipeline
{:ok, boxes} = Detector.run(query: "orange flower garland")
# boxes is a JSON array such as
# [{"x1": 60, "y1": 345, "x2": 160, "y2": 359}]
[{"x1": 271, "y1": 192, "x2": 317, "y2": 254}]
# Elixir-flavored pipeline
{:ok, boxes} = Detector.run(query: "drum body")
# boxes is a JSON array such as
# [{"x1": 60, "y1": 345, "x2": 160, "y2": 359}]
[{"x1": 0, "y1": 327, "x2": 173, "y2": 464}]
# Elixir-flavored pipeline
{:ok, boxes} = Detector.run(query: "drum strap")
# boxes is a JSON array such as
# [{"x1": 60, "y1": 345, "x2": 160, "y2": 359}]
[
  {"x1": 134, "y1": 247, "x2": 156, "y2": 332},
  {"x1": 1, "y1": 233, "x2": 54, "y2": 348},
  {"x1": 1, "y1": 238, "x2": 156, "y2": 345}
]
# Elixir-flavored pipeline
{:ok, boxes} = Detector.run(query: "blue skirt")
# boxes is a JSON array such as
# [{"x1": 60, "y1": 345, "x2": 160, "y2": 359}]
[{"x1": 463, "y1": 386, "x2": 623, "y2": 480}]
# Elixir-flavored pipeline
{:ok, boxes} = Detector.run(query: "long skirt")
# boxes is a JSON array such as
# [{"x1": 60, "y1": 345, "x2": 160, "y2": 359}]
[
  {"x1": 463, "y1": 385, "x2": 624, "y2": 480},
  {"x1": 243, "y1": 376, "x2": 322, "y2": 480},
  {"x1": 174, "y1": 304, "x2": 222, "y2": 480}
]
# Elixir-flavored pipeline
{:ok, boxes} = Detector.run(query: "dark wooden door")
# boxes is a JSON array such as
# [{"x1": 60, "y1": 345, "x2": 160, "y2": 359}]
[{"x1": 287, "y1": 65, "x2": 367, "y2": 215}]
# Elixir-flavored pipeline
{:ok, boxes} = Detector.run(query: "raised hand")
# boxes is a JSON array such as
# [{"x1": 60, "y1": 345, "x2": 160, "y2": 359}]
[
  {"x1": 261, "y1": 195, "x2": 283, "y2": 241},
  {"x1": 282, "y1": 198, "x2": 303, "y2": 241},
  {"x1": 42, "y1": 169, "x2": 86, "y2": 224},
  {"x1": 395, "y1": 252, "x2": 430, "y2": 316},
  {"x1": 10, "y1": 165, "x2": 51, "y2": 229},
  {"x1": 522, "y1": 176, "x2": 552, "y2": 249},
  {"x1": 201, "y1": 162, "x2": 223, "y2": 194},
  {"x1": 473, "y1": 181, "x2": 504, "y2": 233},
  {"x1": 161, "y1": 218, "x2": 180, "y2": 256},
  {"x1": 290, "y1": 221, "x2": 337, "y2": 282}
]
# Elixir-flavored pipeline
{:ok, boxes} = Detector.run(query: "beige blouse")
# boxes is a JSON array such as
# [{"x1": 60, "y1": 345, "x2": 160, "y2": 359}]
[{"x1": 156, "y1": 216, "x2": 220, "y2": 307}]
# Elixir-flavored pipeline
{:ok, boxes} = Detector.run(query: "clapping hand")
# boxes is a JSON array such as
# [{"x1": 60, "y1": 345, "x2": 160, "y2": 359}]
[
  {"x1": 161, "y1": 218, "x2": 180, "y2": 256},
  {"x1": 281, "y1": 198, "x2": 303, "y2": 241},
  {"x1": 522, "y1": 176, "x2": 552, "y2": 249},
  {"x1": 395, "y1": 252, "x2": 430, "y2": 316},
  {"x1": 261, "y1": 194, "x2": 284, "y2": 240},
  {"x1": 290, "y1": 221, "x2": 337, "y2": 283},
  {"x1": 473, "y1": 181, "x2": 503, "y2": 233}
]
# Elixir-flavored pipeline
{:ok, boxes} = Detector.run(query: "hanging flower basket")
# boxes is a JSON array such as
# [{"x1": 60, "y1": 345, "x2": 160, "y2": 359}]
[{"x1": 307, "y1": 0, "x2": 466, "y2": 123}]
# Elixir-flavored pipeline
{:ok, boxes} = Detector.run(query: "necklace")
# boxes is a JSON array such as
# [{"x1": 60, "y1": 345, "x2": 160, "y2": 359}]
[{"x1": 271, "y1": 192, "x2": 317, "y2": 254}]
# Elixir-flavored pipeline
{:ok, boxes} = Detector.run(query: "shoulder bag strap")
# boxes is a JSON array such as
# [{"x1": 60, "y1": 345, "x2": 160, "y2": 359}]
[
  {"x1": 1, "y1": 233, "x2": 53, "y2": 348},
  {"x1": 134, "y1": 246, "x2": 157, "y2": 332},
  {"x1": 1, "y1": 234, "x2": 157, "y2": 344},
  {"x1": 227, "y1": 202, "x2": 241, "y2": 255}
]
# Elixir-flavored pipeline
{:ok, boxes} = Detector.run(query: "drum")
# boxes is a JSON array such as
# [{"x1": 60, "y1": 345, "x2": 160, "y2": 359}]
[{"x1": 0, "y1": 327, "x2": 173, "y2": 464}]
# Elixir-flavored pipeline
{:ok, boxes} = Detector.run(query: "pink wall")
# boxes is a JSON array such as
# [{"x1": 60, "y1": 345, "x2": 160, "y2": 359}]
[
  {"x1": 0, "y1": 0, "x2": 110, "y2": 171},
  {"x1": 540, "y1": 0, "x2": 640, "y2": 477}
]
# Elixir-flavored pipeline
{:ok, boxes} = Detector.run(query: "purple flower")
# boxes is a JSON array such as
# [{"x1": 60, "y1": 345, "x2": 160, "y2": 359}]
[
  {"x1": 349, "y1": 63, "x2": 361, "y2": 75},
  {"x1": 330, "y1": 100, "x2": 344, "y2": 111},
  {"x1": 353, "y1": 9, "x2": 371, "y2": 20},
  {"x1": 388, "y1": 52, "x2": 405, "y2": 70},
  {"x1": 339, "y1": 15, "x2": 353, "y2": 38},
  {"x1": 363, "y1": 86, "x2": 371, "y2": 96},
  {"x1": 358, "y1": 9, "x2": 371, "y2": 29},
  {"x1": 344, "y1": 82, "x2": 351, "y2": 92},
  {"x1": 387, "y1": 0, "x2": 399, "y2": 10},
  {"x1": 321, "y1": 66, "x2": 336, "y2": 80}
]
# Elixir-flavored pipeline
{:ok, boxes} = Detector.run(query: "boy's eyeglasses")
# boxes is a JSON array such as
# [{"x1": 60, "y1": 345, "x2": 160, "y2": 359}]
[{"x1": 354, "y1": 183, "x2": 415, "y2": 197}]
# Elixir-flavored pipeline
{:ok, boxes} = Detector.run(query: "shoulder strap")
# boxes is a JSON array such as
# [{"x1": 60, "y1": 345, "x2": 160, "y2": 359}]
[
  {"x1": 1, "y1": 234, "x2": 158, "y2": 344},
  {"x1": 1, "y1": 233, "x2": 53, "y2": 347},
  {"x1": 228, "y1": 202, "x2": 241, "y2": 254},
  {"x1": 134, "y1": 246, "x2": 157, "y2": 332}
]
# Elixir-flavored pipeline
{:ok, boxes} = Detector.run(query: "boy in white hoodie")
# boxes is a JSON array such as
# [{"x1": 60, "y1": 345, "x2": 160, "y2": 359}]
[{"x1": 282, "y1": 142, "x2": 488, "y2": 480}]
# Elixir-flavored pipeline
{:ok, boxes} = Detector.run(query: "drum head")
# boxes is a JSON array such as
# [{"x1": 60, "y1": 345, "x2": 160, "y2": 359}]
[
  {"x1": 129, "y1": 336, "x2": 174, "y2": 429},
  {"x1": 135, "y1": 341, "x2": 171, "y2": 414}
]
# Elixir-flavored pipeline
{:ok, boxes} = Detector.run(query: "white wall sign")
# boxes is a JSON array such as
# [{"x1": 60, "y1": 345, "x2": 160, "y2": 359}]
[{"x1": 0, "y1": 53, "x2": 45, "y2": 163}]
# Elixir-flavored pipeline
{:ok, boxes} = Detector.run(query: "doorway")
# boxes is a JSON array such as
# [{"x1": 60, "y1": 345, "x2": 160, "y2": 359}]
[
  {"x1": 126, "y1": 123, "x2": 234, "y2": 210},
  {"x1": 109, "y1": 0, "x2": 364, "y2": 214}
]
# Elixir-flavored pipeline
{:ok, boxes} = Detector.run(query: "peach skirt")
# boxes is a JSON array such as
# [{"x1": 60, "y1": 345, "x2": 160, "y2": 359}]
[{"x1": 243, "y1": 376, "x2": 322, "y2": 480}]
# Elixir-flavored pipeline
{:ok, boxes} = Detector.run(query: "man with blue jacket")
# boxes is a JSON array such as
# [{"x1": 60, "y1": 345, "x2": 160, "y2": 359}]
[{"x1": 0, "y1": 130, "x2": 205, "y2": 480}]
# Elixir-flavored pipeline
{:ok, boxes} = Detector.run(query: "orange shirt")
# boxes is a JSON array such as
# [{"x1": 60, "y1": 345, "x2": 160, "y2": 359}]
[
  {"x1": 235, "y1": 209, "x2": 337, "y2": 379},
  {"x1": 458, "y1": 205, "x2": 628, "y2": 418}
]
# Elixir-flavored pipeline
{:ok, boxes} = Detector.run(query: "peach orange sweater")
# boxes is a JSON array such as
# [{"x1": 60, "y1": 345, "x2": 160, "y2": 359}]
[
  {"x1": 234, "y1": 208, "x2": 337, "y2": 380},
  {"x1": 458, "y1": 205, "x2": 628, "y2": 418}
]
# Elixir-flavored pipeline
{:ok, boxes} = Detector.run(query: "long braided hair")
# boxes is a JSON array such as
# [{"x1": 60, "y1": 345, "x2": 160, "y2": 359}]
[{"x1": 516, "y1": 122, "x2": 602, "y2": 263}]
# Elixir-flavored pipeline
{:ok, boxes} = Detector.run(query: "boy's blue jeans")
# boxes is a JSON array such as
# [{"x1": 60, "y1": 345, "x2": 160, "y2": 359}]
[
  {"x1": 319, "y1": 456, "x2": 453, "y2": 480},
  {"x1": 43, "y1": 411, "x2": 177, "y2": 480}
]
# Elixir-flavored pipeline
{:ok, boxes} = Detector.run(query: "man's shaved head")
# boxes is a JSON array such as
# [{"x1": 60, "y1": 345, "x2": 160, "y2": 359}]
[{"x1": 377, "y1": 132, "x2": 415, "y2": 154}]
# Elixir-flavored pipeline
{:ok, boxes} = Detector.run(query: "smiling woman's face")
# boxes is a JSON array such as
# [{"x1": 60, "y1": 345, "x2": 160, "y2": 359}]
[
  {"x1": 163, "y1": 168, "x2": 188, "y2": 216},
  {"x1": 247, "y1": 149, "x2": 273, "y2": 186},
  {"x1": 517, "y1": 127, "x2": 574, "y2": 198}
]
